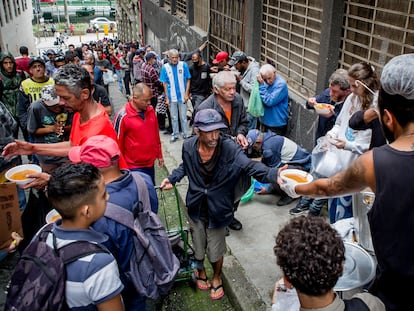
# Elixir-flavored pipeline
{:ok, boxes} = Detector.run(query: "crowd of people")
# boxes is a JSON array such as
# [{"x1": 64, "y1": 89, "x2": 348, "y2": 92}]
[{"x1": 0, "y1": 34, "x2": 413, "y2": 311}]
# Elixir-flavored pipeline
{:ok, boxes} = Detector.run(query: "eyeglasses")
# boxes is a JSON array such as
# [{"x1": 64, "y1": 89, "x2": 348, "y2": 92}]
[{"x1": 355, "y1": 80, "x2": 375, "y2": 95}]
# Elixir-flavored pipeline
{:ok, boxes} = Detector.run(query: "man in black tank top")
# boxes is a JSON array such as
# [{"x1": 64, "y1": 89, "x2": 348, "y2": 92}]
[{"x1": 278, "y1": 54, "x2": 414, "y2": 311}]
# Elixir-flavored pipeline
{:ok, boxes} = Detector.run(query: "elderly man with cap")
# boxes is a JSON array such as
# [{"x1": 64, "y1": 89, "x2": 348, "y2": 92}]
[
  {"x1": 69, "y1": 134, "x2": 157, "y2": 311},
  {"x1": 246, "y1": 129, "x2": 311, "y2": 206},
  {"x1": 27, "y1": 84, "x2": 72, "y2": 173},
  {"x1": 160, "y1": 108, "x2": 278, "y2": 300},
  {"x1": 279, "y1": 53, "x2": 414, "y2": 311},
  {"x1": 229, "y1": 51, "x2": 260, "y2": 130}
]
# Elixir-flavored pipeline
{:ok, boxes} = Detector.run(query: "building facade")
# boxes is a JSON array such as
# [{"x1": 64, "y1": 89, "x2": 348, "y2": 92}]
[
  {"x1": 116, "y1": 0, "x2": 414, "y2": 150},
  {"x1": 0, "y1": 0, "x2": 35, "y2": 57}
]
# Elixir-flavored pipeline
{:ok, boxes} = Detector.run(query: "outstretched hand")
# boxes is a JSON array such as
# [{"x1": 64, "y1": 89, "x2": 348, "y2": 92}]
[{"x1": 2, "y1": 140, "x2": 34, "y2": 159}]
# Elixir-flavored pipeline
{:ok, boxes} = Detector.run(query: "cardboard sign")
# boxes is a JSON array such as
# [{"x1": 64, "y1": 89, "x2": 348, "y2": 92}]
[{"x1": 0, "y1": 182, "x2": 22, "y2": 251}]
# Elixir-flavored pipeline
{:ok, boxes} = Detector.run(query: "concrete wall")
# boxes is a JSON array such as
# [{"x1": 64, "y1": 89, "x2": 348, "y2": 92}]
[
  {"x1": 0, "y1": 2, "x2": 36, "y2": 56},
  {"x1": 141, "y1": 0, "x2": 207, "y2": 58}
]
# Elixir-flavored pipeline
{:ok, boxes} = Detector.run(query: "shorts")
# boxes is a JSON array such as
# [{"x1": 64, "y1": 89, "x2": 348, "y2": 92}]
[{"x1": 188, "y1": 217, "x2": 226, "y2": 264}]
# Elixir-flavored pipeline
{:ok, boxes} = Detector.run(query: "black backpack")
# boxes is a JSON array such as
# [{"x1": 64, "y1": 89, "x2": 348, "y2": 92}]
[
  {"x1": 104, "y1": 172, "x2": 180, "y2": 299},
  {"x1": 5, "y1": 223, "x2": 108, "y2": 311}
]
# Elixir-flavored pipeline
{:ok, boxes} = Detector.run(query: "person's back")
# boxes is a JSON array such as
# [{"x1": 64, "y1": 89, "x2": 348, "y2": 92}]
[
  {"x1": 46, "y1": 163, "x2": 124, "y2": 310},
  {"x1": 15, "y1": 46, "x2": 31, "y2": 75},
  {"x1": 369, "y1": 134, "x2": 414, "y2": 311}
]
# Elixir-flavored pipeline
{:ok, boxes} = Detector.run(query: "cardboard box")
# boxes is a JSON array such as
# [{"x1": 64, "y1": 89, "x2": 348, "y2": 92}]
[{"x1": 0, "y1": 182, "x2": 22, "y2": 252}]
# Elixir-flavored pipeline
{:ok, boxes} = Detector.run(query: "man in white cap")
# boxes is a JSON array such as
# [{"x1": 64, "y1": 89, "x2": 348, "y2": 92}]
[
  {"x1": 27, "y1": 84, "x2": 72, "y2": 173},
  {"x1": 279, "y1": 53, "x2": 414, "y2": 311},
  {"x1": 160, "y1": 108, "x2": 278, "y2": 301}
]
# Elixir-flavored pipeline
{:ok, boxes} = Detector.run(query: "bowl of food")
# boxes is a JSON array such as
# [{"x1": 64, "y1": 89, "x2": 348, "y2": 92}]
[
  {"x1": 5, "y1": 164, "x2": 42, "y2": 186},
  {"x1": 46, "y1": 209, "x2": 62, "y2": 224},
  {"x1": 280, "y1": 169, "x2": 313, "y2": 185},
  {"x1": 314, "y1": 103, "x2": 334, "y2": 115}
]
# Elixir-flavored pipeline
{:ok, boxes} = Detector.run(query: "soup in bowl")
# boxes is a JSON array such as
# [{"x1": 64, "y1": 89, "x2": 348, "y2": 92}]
[
  {"x1": 280, "y1": 169, "x2": 313, "y2": 185},
  {"x1": 5, "y1": 164, "x2": 42, "y2": 186},
  {"x1": 314, "y1": 103, "x2": 334, "y2": 115}
]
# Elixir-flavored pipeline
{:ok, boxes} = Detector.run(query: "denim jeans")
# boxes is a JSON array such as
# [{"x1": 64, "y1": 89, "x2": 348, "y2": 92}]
[
  {"x1": 170, "y1": 101, "x2": 188, "y2": 138},
  {"x1": 115, "y1": 69, "x2": 123, "y2": 92}
]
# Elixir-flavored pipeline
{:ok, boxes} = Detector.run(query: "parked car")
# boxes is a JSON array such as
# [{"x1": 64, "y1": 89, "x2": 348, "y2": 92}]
[
  {"x1": 76, "y1": 7, "x2": 95, "y2": 17},
  {"x1": 89, "y1": 17, "x2": 116, "y2": 30}
]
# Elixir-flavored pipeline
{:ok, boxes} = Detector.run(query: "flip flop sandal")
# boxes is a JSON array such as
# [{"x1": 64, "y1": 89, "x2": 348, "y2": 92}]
[
  {"x1": 194, "y1": 270, "x2": 211, "y2": 290},
  {"x1": 210, "y1": 284, "x2": 224, "y2": 300}
]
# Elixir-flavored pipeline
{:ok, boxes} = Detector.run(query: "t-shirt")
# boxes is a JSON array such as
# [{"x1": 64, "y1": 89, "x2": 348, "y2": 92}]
[
  {"x1": 69, "y1": 104, "x2": 116, "y2": 146},
  {"x1": 27, "y1": 99, "x2": 72, "y2": 164},
  {"x1": 49, "y1": 222, "x2": 124, "y2": 310}
]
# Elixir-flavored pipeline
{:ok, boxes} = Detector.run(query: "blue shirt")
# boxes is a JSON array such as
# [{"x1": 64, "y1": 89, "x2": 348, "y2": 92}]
[{"x1": 259, "y1": 75, "x2": 289, "y2": 127}]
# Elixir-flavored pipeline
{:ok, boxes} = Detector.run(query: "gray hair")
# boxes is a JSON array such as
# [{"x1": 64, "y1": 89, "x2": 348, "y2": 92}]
[
  {"x1": 212, "y1": 71, "x2": 236, "y2": 89},
  {"x1": 329, "y1": 69, "x2": 350, "y2": 90},
  {"x1": 167, "y1": 49, "x2": 179, "y2": 58},
  {"x1": 53, "y1": 64, "x2": 92, "y2": 98},
  {"x1": 259, "y1": 64, "x2": 276, "y2": 75},
  {"x1": 381, "y1": 53, "x2": 414, "y2": 100}
]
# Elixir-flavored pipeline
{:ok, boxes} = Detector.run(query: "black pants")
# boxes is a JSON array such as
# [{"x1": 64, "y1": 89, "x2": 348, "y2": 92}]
[{"x1": 123, "y1": 70, "x2": 131, "y2": 96}]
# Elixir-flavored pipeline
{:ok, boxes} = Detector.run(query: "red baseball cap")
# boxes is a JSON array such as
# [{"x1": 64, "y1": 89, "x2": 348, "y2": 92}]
[
  {"x1": 212, "y1": 51, "x2": 229, "y2": 64},
  {"x1": 69, "y1": 135, "x2": 120, "y2": 168}
]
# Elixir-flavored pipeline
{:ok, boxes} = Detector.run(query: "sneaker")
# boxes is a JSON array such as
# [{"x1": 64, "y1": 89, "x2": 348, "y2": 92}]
[
  {"x1": 170, "y1": 136, "x2": 178, "y2": 143},
  {"x1": 277, "y1": 196, "x2": 295, "y2": 206},
  {"x1": 289, "y1": 201, "x2": 310, "y2": 215}
]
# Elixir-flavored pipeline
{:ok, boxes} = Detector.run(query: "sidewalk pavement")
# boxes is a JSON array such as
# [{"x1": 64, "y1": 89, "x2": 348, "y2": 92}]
[{"x1": 108, "y1": 83, "x2": 296, "y2": 311}]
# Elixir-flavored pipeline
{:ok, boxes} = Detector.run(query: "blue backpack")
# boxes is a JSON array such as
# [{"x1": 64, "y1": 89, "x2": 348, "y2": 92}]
[
  {"x1": 5, "y1": 224, "x2": 108, "y2": 311},
  {"x1": 104, "y1": 172, "x2": 180, "y2": 299}
]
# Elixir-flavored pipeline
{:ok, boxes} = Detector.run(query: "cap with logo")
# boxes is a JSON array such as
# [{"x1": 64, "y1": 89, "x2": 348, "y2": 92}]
[
  {"x1": 68, "y1": 135, "x2": 121, "y2": 168},
  {"x1": 41, "y1": 85, "x2": 60, "y2": 106},
  {"x1": 194, "y1": 109, "x2": 227, "y2": 132},
  {"x1": 228, "y1": 51, "x2": 248, "y2": 66}
]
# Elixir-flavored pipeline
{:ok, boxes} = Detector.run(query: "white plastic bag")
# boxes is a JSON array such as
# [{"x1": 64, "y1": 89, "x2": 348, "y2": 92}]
[
  {"x1": 312, "y1": 136, "x2": 357, "y2": 178},
  {"x1": 103, "y1": 71, "x2": 115, "y2": 85}
]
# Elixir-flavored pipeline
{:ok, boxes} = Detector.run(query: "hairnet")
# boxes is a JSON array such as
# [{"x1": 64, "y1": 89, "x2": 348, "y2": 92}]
[{"x1": 381, "y1": 54, "x2": 414, "y2": 100}]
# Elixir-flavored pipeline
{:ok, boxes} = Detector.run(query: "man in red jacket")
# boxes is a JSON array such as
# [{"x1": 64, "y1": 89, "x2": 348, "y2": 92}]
[{"x1": 114, "y1": 83, "x2": 164, "y2": 184}]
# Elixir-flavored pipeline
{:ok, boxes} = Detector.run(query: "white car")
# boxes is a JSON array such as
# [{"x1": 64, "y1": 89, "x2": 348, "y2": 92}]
[{"x1": 89, "y1": 17, "x2": 117, "y2": 30}]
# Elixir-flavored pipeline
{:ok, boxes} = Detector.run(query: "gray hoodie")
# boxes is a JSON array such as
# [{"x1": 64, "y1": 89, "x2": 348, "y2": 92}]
[{"x1": 238, "y1": 57, "x2": 260, "y2": 108}]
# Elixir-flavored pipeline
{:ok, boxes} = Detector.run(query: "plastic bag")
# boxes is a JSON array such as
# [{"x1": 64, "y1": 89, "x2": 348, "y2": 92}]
[
  {"x1": 247, "y1": 81, "x2": 264, "y2": 117},
  {"x1": 103, "y1": 71, "x2": 115, "y2": 85},
  {"x1": 312, "y1": 136, "x2": 357, "y2": 178}
]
